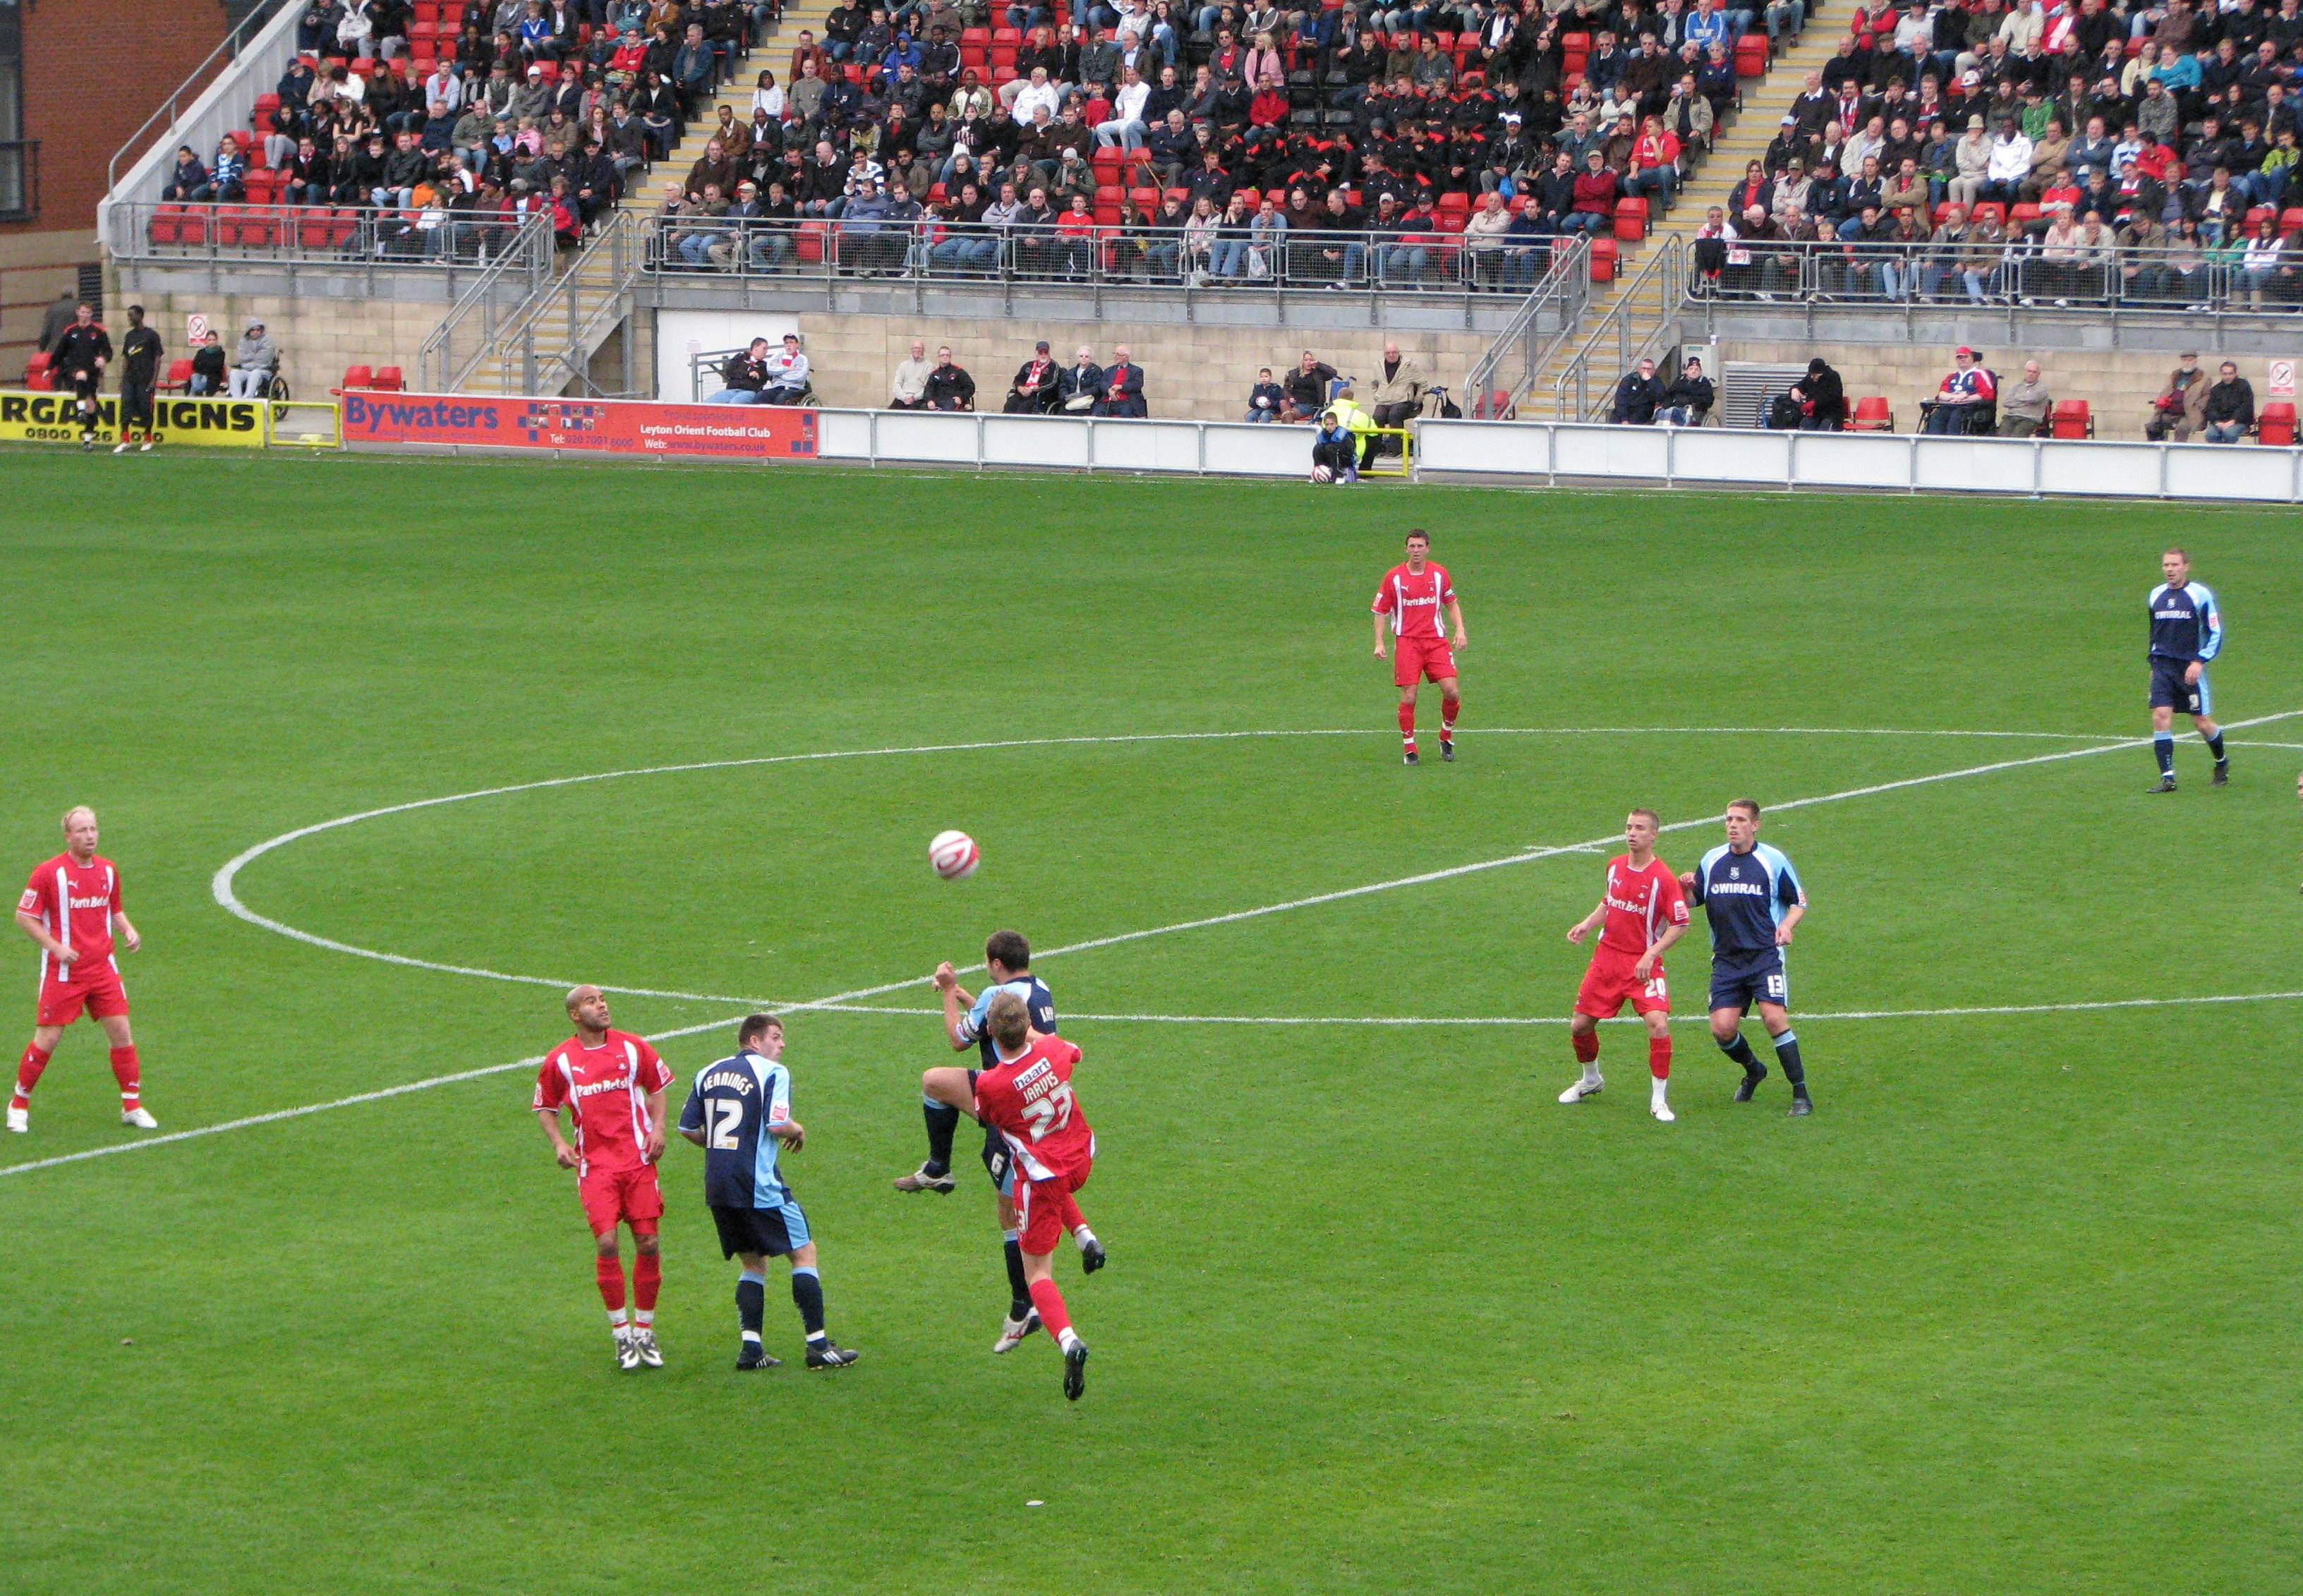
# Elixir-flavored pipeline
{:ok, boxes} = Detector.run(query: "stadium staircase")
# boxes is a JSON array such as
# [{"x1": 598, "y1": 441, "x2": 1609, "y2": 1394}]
[
  {"x1": 433, "y1": 1, "x2": 840, "y2": 396},
  {"x1": 1510, "y1": 4, "x2": 1843, "y2": 420}
]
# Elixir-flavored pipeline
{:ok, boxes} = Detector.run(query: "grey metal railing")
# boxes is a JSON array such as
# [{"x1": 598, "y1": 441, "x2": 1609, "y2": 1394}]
[
  {"x1": 468, "y1": 210, "x2": 640, "y2": 397},
  {"x1": 418, "y1": 213, "x2": 560, "y2": 392},
  {"x1": 106, "y1": 0, "x2": 296, "y2": 198},
  {"x1": 1462, "y1": 235, "x2": 1593, "y2": 418},
  {"x1": 1552, "y1": 234, "x2": 1687, "y2": 423},
  {"x1": 111, "y1": 198, "x2": 552, "y2": 279},
  {"x1": 1685, "y1": 236, "x2": 2303, "y2": 320},
  {"x1": 640, "y1": 214, "x2": 1559, "y2": 319}
]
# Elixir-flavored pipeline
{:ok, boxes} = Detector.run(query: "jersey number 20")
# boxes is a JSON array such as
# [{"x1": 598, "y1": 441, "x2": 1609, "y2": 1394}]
[{"x1": 1020, "y1": 1084, "x2": 1075, "y2": 1142}]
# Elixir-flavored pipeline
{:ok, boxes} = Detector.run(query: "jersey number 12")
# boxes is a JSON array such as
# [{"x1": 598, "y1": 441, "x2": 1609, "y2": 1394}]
[{"x1": 706, "y1": 1098, "x2": 744, "y2": 1150}]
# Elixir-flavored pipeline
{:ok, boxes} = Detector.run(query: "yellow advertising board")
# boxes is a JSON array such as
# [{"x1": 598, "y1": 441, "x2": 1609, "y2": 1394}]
[{"x1": 0, "y1": 390, "x2": 277, "y2": 447}]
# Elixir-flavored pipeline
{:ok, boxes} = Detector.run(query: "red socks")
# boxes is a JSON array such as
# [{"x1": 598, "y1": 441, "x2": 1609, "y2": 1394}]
[
  {"x1": 1649, "y1": 1035, "x2": 1672, "y2": 1080},
  {"x1": 1027, "y1": 1275, "x2": 1073, "y2": 1341},
  {"x1": 1397, "y1": 700, "x2": 1417, "y2": 751},
  {"x1": 595, "y1": 1254, "x2": 627, "y2": 1313},
  {"x1": 634, "y1": 1251, "x2": 662, "y2": 1314},
  {"x1": 11, "y1": 1043, "x2": 51, "y2": 1110},
  {"x1": 1571, "y1": 1030, "x2": 1600, "y2": 1065},
  {"x1": 1441, "y1": 694, "x2": 1460, "y2": 737},
  {"x1": 109, "y1": 1045, "x2": 140, "y2": 1107}
]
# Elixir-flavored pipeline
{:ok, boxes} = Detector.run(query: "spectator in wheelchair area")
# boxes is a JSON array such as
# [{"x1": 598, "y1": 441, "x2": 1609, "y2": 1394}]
[
  {"x1": 1995, "y1": 361, "x2": 2053, "y2": 437},
  {"x1": 1657, "y1": 356, "x2": 1714, "y2": 426},
  {"x1": 1921, "y1": 346, "x2": 1996, "y2": 434},
  {"x1": 1609, "y1": 356, "x2": 1663, "y2": 425},
  {"x1": 761, "y1": 333, "x2": 813, "y2": 404},
  {"x1": 708, "y1": 338, "x2": 772, "y2": 402},
  {"x1": 228, "y1": 322, "x2": 279, "y2": 400},
  {"x1": 190, "y1": 330, "x2": 227, "y2": 397}
]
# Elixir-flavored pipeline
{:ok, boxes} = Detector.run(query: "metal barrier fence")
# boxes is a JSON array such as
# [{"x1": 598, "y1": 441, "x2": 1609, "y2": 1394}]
[
  {"x1": 1687, "y1": 236, "x2": 2303, "y2": 316},
  {"x1": 1550, "y1": 236, "x2": 1687, "y2": 423},
  {"x1": 109, "y1": 199, "x2": 556, "y2": 279},
  {"x1": 641, "y1": 214, "x2": 1573, "y2": 303},
  {"x1": 1461, "y1": 235, "x2": 1593, "y2": 418},
  {"x1": 418, "y1": 214, "x2": 562, "y2": 392}
]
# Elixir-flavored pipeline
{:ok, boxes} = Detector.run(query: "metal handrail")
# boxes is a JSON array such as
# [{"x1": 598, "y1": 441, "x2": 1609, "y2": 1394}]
[
  {"x1": 1551, "y1": 235, "x2": 1686, "y2": 423},
  {"x1": 419, "y1": 213, "x2": 559, "y2": 392},
  {"x1": 484, "y1": 210, "x2": 638, "y2": 396},
  {"x1": 1462, "y1": 235, "x2": 1592, "y2": 418},
  {"x1": 107, "y1": 0, "x2": 294, "y2": 198}
]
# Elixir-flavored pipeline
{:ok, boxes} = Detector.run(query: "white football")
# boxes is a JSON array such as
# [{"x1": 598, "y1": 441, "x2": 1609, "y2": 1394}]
[{"x1": 928, "y1": 829, "x2": 980, "y2": 880}]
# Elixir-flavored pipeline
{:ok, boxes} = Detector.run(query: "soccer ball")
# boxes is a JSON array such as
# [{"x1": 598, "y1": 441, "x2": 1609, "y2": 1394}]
[{"x1": 928, "y1": 829, "x2": 980, "y2": 880}]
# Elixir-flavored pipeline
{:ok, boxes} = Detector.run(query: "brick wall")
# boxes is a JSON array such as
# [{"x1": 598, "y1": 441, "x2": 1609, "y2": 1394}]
[{"x1": 2, "y1": 2, "x2": 232, "y2": 372}]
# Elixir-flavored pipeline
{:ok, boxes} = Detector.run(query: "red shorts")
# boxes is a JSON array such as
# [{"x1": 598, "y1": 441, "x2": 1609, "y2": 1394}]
[
  {"x1": 1014, "y1": 1158, "x2": 1092, "y2": 1255},
  {"x1": 37, "y1": 964, "x2": 129, "y2": 1027},
  {"x1": 1575, "y1": 945, "x2": 1670, "y2": 1020},
  {"x1": 579, "y1": 1163, "x2": 664, "y2": 1236},
  {"x1": 1393, "y1": 636, "x2": 1458, "y2": 687}
]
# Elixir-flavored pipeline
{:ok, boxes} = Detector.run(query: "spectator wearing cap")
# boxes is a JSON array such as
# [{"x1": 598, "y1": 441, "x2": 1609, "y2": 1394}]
[
  {"x1": 1099, "y1": 345, "x2": 1147, "y2": 418},
  {"x1": 1948, "y1": 115, "x2": 1991, "y2": 208},
  {"x1": 1923, "y1": 346, "x2": 1997, "y2": 433},
  {"x1": 2201, "y1": 361, "x2": 2255, "y2": 444},
  {"x1": 708, "y1": 180, "x2": 765, "y2": 267},
  {"x1": 1657, "y1": 355, "x2": 1715, "y2": 426},
  {"x1": 1995, "y1": 360, "x2": 2052, "y2": 437},
  {"x1": 924, "y1": 344, "x2": 977, "y2": 410},
  {"x1": 1003, "y1": 339, "x2": 1060, "y2": 412},
  {"x1": 708, "y1": 338, "x2": 771, "y2": 402},
  {"x1": 1245, "y1": 366, "x2": 1284, "y2": 423},
  {"x1": 1789, "y1": 356, "x2": 1846, "y2": 430},
  {"x1": 1609, "y1": 356, "x2": 1664, "y2": 424},
  {"x1": 228, "y1": 322, "x2": 277, "y2": 399},
  {"x1": 2146, "y1": 351, "x2": 2212, "y2": 442},
  {"x1": 890, "y1": 338, "x2": 936, "y2": 409},
  {"x1": 761, "y1": 333, "x2": 812, "y2": 404}
]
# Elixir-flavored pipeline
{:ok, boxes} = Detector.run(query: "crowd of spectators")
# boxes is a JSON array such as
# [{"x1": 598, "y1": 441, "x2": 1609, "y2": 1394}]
[{"x1": 1684, "y1": 0, "x2": 2303, "y2": 310}]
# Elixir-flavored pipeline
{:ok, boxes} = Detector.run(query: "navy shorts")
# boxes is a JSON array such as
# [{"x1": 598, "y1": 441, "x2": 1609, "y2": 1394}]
[
  {"x1": 711, "y1": 1199, "x2": 811, "y2": 1259},
  {"x1": 965, "y1": 1070, "x2": 1016, "y2": 1197},
  {"x1": 1710, "y1": 950, "x2": 1789, "y2": 1013},
  {"x1": 2148, "y1": 657, "x2": 2211, "y2": 717}
]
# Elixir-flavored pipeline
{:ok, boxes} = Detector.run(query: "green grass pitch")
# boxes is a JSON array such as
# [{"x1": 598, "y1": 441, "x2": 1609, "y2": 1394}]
[{"x1": 1, "y1": 450, "x2": 2298, "y2": 1594}]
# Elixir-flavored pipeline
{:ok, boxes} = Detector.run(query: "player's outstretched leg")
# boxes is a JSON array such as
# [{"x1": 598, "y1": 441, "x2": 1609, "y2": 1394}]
[
  {"x1": 1560, "y1": 1021, "x2": 1602, "y2": 1102},
  {"x1": 734, "y1": 1267, "x2": 783, "y2": 1370},
  {"x1": 8, "y1": 1041, "x2": 53, "y2": 1132},
  {"x1": 792, "y1": 1257, "x2": 861, "y2": 1368},
  {"x1": 895, "y1": 1094, "x2": 961, "y2": 1192},
  {"x1": 1027, "y1": 1273, "x2": 1089, "y2": 1401}
]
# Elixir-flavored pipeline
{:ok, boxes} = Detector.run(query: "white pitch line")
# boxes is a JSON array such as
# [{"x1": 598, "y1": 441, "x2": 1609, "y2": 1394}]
[
  {"x1": 797, "y1": 992, "x2": 2303, "y2": 1024},
  {"x1": 13, "y1": 712, "x2": 2293, "y2": 1183}
]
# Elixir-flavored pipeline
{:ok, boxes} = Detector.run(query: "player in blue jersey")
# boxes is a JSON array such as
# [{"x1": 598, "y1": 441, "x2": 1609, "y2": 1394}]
[
  {"x1": 893, "y1": 928, "x2": 1060, "y2": 1353},
  {"x1": 1680, "y1": 799, "x2": 1813, "y2": 1116},
  {"x1": 2146, "y1": 547, "x2": 2227, "y2": 792},
  {"x1": 678, "y1": 1013, "x2": 861, "y2": 1372}
]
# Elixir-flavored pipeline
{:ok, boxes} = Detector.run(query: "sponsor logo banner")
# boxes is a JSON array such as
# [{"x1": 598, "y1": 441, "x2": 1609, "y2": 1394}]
[
  {"x1": 0, "y1": 392, "x2": 273, "y2": 447},
  {"x1": 341, "y1": 392, "x2": 818, "y2": 458}
]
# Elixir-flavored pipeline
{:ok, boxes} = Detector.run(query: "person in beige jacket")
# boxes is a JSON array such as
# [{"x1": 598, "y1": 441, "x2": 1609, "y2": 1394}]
[
  {"x1": 1367, "y1": 340, "x2": 1426, "y2": 435},
  {"x1": 2145, "y1": 351, "x2": 2212, "y2": 442}
]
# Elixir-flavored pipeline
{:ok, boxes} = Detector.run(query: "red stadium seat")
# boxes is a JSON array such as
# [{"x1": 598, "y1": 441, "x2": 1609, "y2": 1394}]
[
  {"x1": 2281, "y1": 207, "x2": 2303, "y2": 236},
  {"x1": 1849, "y1": 396, "x2": 1894, "y2": 430},
  {"x1": 2048, "y1": 399, "x2": 2093, "y2": 439},
  {"x1": 1614, "y1": 195, "x2": 1648, "y2": 239},
  {"x1": 2259, "y1": 401, "x2": 2297, "y2": 446},
  {"x1": 160, "y1": 358, "x2": 195, "y2": 394},
  {"x1": 1588, "y1": 236, "x2": 1616, "y2": 279},
  {"x1": 23, "y1": 352, "x2": 54, "y2": 390},
  {"x1": 339, "y1": 364, "x2": 375, "y2": 391},
  {"x1": 1735, "y1": 32, "x2": 1768, "y2": 75},
  {"x1": 372, "y1": 366, "x2": 405, "y2": 391}
]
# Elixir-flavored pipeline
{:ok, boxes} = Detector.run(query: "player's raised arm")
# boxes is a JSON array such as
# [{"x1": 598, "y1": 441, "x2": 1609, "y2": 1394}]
[{"x1": 933, "y1": 960, "x2": 979, "y2": 1051}]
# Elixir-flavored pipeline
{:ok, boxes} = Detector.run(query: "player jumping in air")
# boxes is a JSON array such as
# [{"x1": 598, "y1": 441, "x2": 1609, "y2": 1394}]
[
  {"x1": 2146, "y1": 547, "x2": 2226, "y2": 793},
  {"x1": 923, "y1": 991, "x2": 1104, "y2": 1401},
  {"x1": 535, "y1": 986, "x2": 674, "y2": 1371},
  {"x1": 895, "y1": 929, "x2": 1060, "y2": 1355},
  {"x1": 10, "y1": 806, "x2": 155, "y2": 1134},
  {"x1": 1372, "y1": 528, "x2": 1466, "y2": 766},
  {"x1": 677, "y1": 1013, "x2": 861, "y2": 1372},
  {"x1": 1681, "y1": 801, "x2": 1811, "y2": 1116},
  {"x1": 1559, "y1": 808, "x2": 1691, "y2": 1122}
]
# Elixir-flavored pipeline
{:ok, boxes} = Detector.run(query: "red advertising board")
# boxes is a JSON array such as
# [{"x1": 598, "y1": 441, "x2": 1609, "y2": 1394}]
[{"x1": 341, "y1": 392, "x2": 816, "y2": 459}]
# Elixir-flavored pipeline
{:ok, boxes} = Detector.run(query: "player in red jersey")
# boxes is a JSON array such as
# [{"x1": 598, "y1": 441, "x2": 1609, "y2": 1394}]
[
  {"x1": 1371, "y1": 528, "x2": 1467, "y2": 765},
  {"x1": 921, "y1": 990, "x2": 1104, "y2": 1400},
  {"x1": 1559, "y1": 808, "x2": 1690, "y2": 1122},
  {"x1": 534, "y1": 985, "x2": 675, "y2": 1372},
  {"x1": 10, "y1": 806, "x2": 153, "y2": 1135}
]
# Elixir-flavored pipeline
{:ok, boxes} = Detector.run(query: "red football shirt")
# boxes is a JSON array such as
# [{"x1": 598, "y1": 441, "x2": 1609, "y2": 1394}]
[
  {"x1": 1597, "y1": 854, "x2": 1689, "y2": 956},
  {"x1": 18, "y1": 852, "x2": 123, "y2": 986},
  {"x1": 974, "y1": 1034, "x2": 1094, "y2": 1184},
  {"x1": 1372, "y1": 562, "x2": 1456, "y2": 640},
  {"x1": 533, "y1": 1029, "x2": 672, "y2": 1177}
]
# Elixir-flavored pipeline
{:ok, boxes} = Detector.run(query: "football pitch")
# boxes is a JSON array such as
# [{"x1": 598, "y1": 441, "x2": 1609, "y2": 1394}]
[{"x1": 2, "y1": 450, "x2": 2298, "y2": 1595}]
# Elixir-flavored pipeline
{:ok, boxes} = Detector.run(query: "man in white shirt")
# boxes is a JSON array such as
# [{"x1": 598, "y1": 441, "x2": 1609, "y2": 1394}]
[
  {"x1": 1096, "y1": 64, "x2": 1152, "y2": 150},
  {"x1": 1009, "y1": 66, "x2": 1063, "y2": 126},
  {"x1": 763, "y1": 333, "x2": 812, "y2": 404},
  {"x1": 1982, "y1": 120, "x2": 2032, "y2": 205}
]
